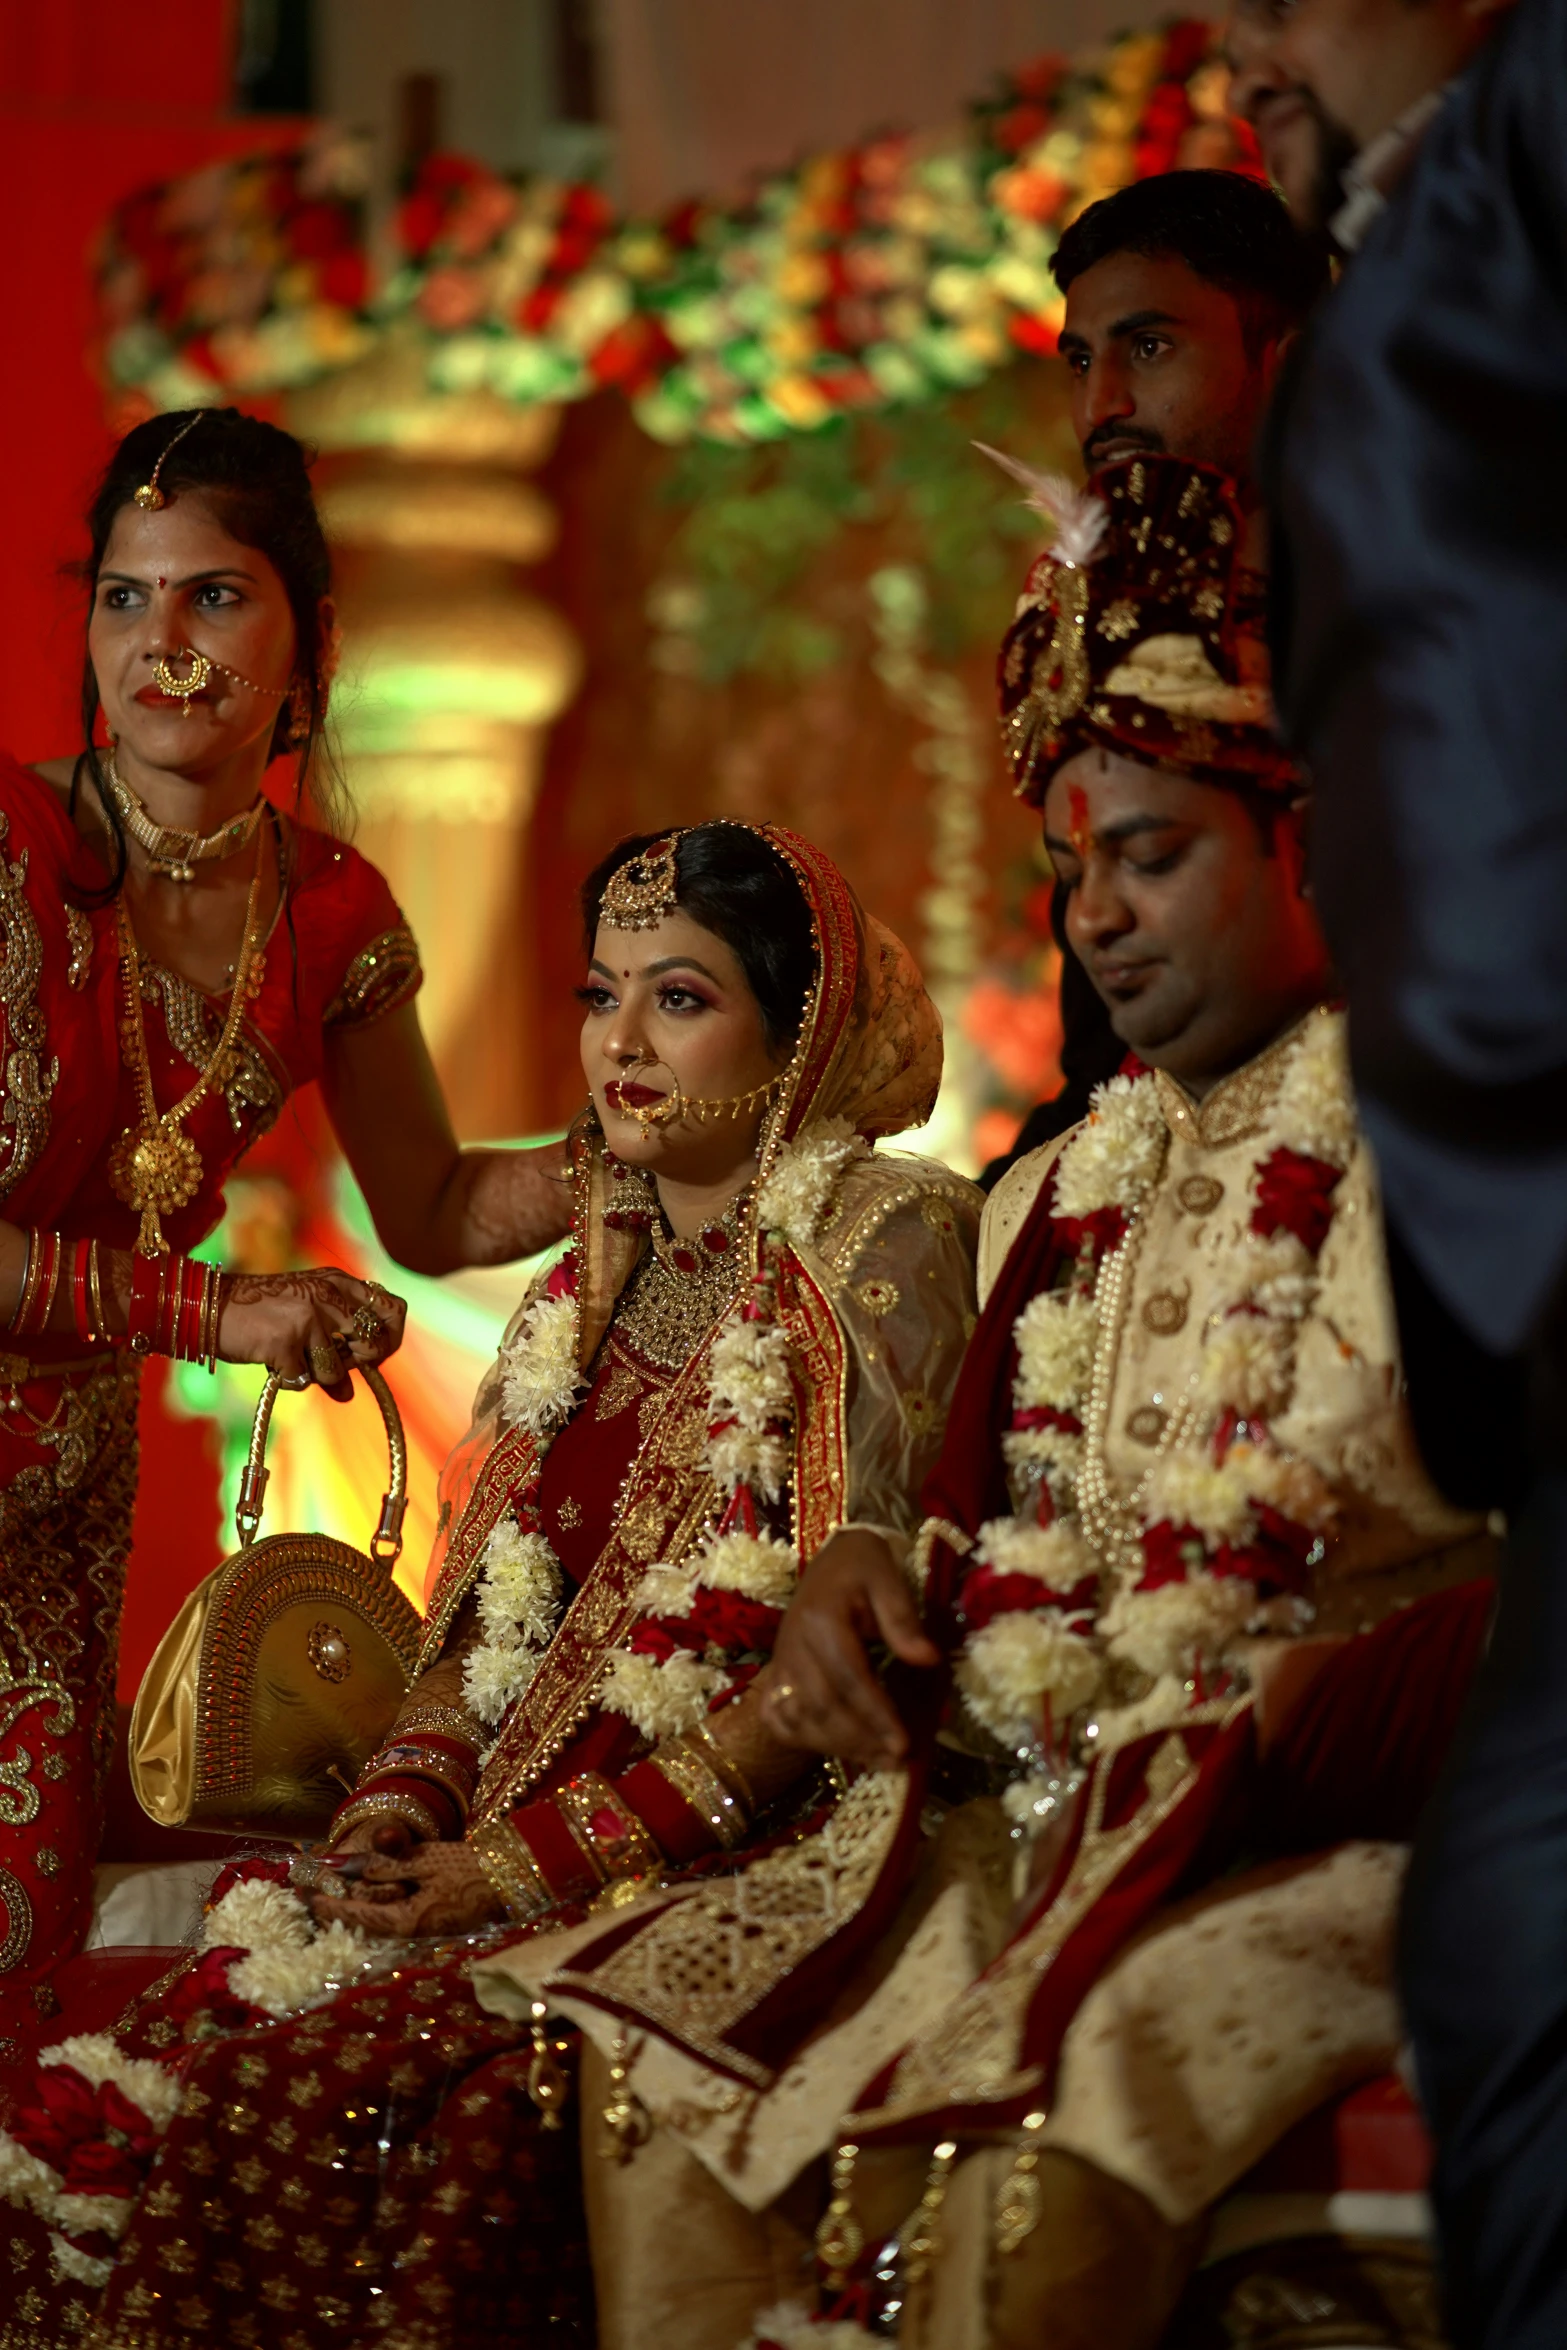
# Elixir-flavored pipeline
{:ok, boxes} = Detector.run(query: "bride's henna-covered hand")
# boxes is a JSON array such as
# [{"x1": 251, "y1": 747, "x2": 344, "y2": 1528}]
[
  {"x1": 309, "y1": 1841, "x2": 504, "y2": 1939},
  {"x1": 217, "y1": 1268, "x2": 407, "y2": 1399},
  {"x1": 323, "y1": 1815, "x2": 423, "y2": 1863},
  {"x1": 763, "y1": 1528, "x2": 939, "y2": 1771}
]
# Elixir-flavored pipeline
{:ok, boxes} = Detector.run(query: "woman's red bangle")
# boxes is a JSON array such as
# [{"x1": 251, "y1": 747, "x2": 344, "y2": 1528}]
[
  {"x1": 128, "y1": 1251, "x2": 224, "y2": 1363},
  {"x1": 70, "y1": 1239, "x2": 93, "y2": 1345}
]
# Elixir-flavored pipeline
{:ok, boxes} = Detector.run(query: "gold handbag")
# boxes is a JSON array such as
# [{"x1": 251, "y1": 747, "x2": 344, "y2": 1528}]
[{"x1": 129, "y1": 1366, "x2": 422, "y2": 1841}]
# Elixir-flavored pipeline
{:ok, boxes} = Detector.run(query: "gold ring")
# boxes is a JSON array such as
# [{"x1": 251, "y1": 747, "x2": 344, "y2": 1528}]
[
  {"x1": 308, "y1": 1338, "x2": 343, "y2": 1385},
  {"x1": 349, "y1": 1304, "x2": 382, "y2": 1347}
]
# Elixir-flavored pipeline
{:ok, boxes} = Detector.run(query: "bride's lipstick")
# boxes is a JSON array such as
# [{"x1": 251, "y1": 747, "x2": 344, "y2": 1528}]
[{"x1": 605, "y1": 1079, "x2": 668, "y2": 1113}]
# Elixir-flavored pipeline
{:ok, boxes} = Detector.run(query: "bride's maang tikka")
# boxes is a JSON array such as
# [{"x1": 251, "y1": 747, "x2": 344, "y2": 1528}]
[{"x1": 599, "y1": 834, "x2": 683, "y2": 931}]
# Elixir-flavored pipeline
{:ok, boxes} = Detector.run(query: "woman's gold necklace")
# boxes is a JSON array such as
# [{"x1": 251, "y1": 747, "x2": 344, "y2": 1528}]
[
  {"x1": 107, "y1": 830, "x2": 269, "y2": 1254},
  {"x1": 104, "y1": 749, "x2": 265, "y2": 884}
]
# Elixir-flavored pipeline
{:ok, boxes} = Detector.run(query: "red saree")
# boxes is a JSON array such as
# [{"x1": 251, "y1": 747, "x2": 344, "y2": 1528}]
[{"x1": 0, "y1": 753, "x2": 420, "y2": 2036}]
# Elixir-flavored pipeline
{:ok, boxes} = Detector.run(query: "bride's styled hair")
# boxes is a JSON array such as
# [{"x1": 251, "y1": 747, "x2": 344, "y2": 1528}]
[{"x1": 582, "y1": 824, "x2": 819, "y2": 1053}]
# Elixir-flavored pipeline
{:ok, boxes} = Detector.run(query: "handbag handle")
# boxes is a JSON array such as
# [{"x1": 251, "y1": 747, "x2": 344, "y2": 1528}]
[{"x1": 234, "y1": 1364, "x2": 409, "y2": 1565}]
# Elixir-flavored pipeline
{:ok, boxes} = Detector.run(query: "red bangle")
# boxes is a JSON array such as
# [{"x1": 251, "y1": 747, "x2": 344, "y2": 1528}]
[
  {"x1": 129, "y1": 1249, "x2": 217, "y2": 1360},
  {"x1": 70, "y1": 1239, "x2": 93, "y2": 1345},
  {"x1": 339, "y1": 1771, "x2": 464, "y2": 1842},
  {"x1": 127, "y1": 1253, "x2": 160, "y2": 1356},
  {"x1": 514, "y1": 1799, "x2": 601, "y2": 1906},
  {"x1": 618, "y1": 1758, "x2": 722, "y2": 1867},
  {"x1": 175, "y1": 1261, "x2": 203, "y2": 1362},
  {"x1": 128, "y1": 1250, "x2": 181, "y2": 1357}
]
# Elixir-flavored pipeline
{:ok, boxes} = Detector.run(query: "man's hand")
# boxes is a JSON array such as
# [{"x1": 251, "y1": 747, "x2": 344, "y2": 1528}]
[
  {"x1": 308, "y1": 1840, "x2": 504, "y2": 1940},
  {"x1": 762, "y1": 1528, "x2": 939, "y2": 1771}
]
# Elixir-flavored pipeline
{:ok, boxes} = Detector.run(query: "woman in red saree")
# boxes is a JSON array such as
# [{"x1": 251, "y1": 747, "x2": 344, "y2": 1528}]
[
  {"x1": 0, "y1": 408, "x2": 567, "y2": 2050},
  {"x1": 0, "y1": 819, "x2": 979, "y2": 2350}
]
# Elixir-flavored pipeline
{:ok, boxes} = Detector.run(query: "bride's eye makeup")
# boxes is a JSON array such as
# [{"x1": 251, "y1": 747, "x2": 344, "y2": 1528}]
[{"x1": 655, "y1": 981, "x2": 712, "y2": 1014}]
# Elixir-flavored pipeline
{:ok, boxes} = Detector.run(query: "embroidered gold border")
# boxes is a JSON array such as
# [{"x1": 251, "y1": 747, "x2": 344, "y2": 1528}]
[
  {"x1": 776, "y1": 1256, "x2": 850, "y2": 1559},
  {"x1": 468, "y1": 1331, "x2": 723, "y2": 1821},
  {"x1": 323, "y1": 921, "x2": 424, "y2": 1028},
  {"x1": 0, "y1": 815, "x2": 56, "y2": 1200}
]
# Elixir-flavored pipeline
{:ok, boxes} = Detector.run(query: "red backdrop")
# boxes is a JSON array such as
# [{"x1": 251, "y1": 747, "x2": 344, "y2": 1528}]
[{"x1": 0, "y1": 4, "x2": 311, "y2": 1685}]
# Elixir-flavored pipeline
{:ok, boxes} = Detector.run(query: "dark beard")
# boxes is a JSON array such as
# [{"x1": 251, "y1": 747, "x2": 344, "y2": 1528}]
[{"x1": 1082, "y1": 423, "x2": 1165, "y2": 469}]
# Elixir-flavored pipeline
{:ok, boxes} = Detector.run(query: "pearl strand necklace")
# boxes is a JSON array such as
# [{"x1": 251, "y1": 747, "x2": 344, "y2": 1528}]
[{"x1": 1074, "y1": 1209, "x2": 1203, "y2": 1576}]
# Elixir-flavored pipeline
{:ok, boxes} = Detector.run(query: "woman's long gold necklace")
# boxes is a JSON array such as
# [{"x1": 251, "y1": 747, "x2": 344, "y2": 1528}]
[{"x1": 107, "y1": 827, "x2": 269, "y2": 1254}]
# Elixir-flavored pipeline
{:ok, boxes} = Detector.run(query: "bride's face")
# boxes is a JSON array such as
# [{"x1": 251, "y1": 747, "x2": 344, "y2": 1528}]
[{"x1": 579, "y1": 909, "x2": 792, "y2": 1182}]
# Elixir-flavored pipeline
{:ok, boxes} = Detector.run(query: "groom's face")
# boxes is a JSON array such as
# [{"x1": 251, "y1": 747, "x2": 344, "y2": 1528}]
[{"x1": 1042, "y1": 747, "x2": 1327, "y2": 1091}]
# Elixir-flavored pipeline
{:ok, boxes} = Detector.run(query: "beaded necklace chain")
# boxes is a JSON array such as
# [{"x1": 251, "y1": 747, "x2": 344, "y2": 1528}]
[{"x1": 107, "y1": 830, "x2": 269, "y2": 1254}]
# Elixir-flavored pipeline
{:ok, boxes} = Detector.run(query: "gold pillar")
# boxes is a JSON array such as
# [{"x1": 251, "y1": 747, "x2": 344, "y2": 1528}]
[{"x1": 287, "y1": 336, "x2": 582, "y2": 1135}]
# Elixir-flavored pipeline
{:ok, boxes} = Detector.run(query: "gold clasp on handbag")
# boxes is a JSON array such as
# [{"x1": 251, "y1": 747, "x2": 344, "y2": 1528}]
[{"x1": 235, "y1": 1364, "x2": 409, "y2": 1562}]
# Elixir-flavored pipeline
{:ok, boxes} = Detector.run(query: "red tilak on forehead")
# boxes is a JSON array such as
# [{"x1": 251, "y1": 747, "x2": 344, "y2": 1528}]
[{"x1": 1067, "y1": 784, "x2": 1092, "y2": 861}]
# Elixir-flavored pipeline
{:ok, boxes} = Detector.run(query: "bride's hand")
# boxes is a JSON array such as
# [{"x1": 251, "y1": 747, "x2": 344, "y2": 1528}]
[
  {"x1": 308, "y1": 1841, "x2": 504, "y2": 1939},
  {"x1": 324, "y1": 1816, "x2": 425, "y2": 1863},
  {"x1": 217, "y1": 1268, "x2": 407, "y2": 1399}
]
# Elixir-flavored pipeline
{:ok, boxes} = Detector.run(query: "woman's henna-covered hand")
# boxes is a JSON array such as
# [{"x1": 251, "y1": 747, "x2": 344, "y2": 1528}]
[
  {"x1": 763, "y1": 1528, "x2": 939, "y2": 1771},
  {"x1": 309, "y1": 1840, "x2": 504, "y2": 1939},
  {"x1": 217, "y1": 1268, "x2": 407, "y2": 1399}
]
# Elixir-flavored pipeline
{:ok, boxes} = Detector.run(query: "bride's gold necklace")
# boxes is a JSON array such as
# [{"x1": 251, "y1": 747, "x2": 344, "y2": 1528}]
[
  {"x1": 107, "y1": 831, "x2": 269, "y2": 1254},
  {"x1": 104, "y1": 750, "x2": 265, "y2": 884}
]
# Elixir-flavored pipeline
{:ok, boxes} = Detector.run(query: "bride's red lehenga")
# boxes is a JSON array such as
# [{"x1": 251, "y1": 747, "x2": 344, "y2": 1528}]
[{"x1": 0, "y1": 826, "x2": 980, "y2": 2350}]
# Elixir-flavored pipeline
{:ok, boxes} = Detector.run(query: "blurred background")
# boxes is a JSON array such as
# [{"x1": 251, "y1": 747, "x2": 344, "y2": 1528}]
[{"x1": 0, "y1": 0, "x2": 1251, "y2": 1683}]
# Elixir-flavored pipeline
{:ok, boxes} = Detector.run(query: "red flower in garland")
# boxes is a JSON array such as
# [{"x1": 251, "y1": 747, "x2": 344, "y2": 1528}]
[
  {"x1": 1138, "y1": 1521, "x2": 1209, "y2": 1590},
  {"x1": 1251, "y1": 1147, "x2": 1344, "y2": 1256},
  {"x1": 207, "y1": 1857, "x2": 291, "y2": 1909},
  {"x1": 958, "y1": 1565, "x2": 1097, "y2": 1633},
  {"x1": 162, "y1": 1946, "x2": 265, "y2": 2037},
  {"x1": 630, "y1": 1592, "x2": 782, "y2": 1660},
  {"x1": 11, "y1": 2067, "x2": 160, "y2": 2196}
]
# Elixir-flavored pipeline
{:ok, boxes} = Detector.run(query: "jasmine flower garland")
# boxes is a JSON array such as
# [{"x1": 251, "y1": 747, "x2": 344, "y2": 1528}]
[{"x1": 955, "y1": 1010, "x2": 1355, "y2": 1777}]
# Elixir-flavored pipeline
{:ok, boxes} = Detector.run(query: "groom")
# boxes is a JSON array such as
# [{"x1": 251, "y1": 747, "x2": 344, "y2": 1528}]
[{"x1": 748, "y1": 452, "x2": 1495, "y2": 2346}]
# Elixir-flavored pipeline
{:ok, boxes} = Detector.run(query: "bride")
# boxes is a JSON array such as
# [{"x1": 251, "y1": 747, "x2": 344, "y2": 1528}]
[{"x1": 0, "y1": 820, "x2": 979, "y2": 2350}]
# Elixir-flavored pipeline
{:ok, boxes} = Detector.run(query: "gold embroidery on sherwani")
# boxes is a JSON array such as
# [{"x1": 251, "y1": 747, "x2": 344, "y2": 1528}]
[
  {"x1": 545, "y1": 1767, "x2": 911, "y2": 2086},
  {"x1": 850, "y1": 1702, "x2": 1245, "y2": 2130},
  {"x1": 0, "y1": 814, "x2": 55, "y2": 1199}
]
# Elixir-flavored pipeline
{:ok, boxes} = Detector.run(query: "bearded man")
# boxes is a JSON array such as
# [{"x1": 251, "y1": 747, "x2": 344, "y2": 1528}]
[
  {"x1": 988, "y1": 171, "x2": 1326, "y2": 1185},
  {"x1": 1053, "y1": 167, "x2": 1326, "y2": 485},
  {"x1": 747, "y1": 453, "x2": 1498, "y2": 2348}
]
